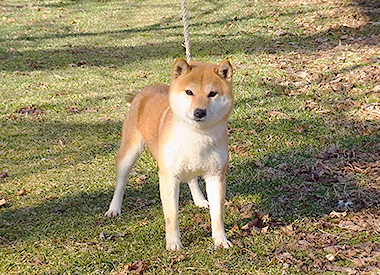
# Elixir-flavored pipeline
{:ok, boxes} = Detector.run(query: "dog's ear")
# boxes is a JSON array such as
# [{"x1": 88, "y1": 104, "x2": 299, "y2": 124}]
[
  {"x1": 172, "y1": 58, "x2": 191, "y2": 80},
  {"x1": 215, "y1": 60, "x2": 233, "y2": 82}
]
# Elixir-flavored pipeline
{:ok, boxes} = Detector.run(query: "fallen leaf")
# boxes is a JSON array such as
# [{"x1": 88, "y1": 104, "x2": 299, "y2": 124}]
[
  {"x1": 100, "y1": 232, "x2": 127, "y2": 241},
  {"x1": 277, "y1": 163, "x2": 291, "y2": 171},
  {"x1": 27, "y1": 59, "x2": 45, "y2": 68},
  {"x1": 256, "y1": 211, "x2": 270, "y2": 221},
  {"x1": 125, "y1": 260, "x2": 148, "y2": 273},
  {"x1": 52, "y1": 207, "x2": 65, "y2": 214},
  {"x1": 314, "y1": 37, "x2": 329, "y2": 43},
  {"x1": 267, "y1": 111, "x2": 288, "y2": 116},
  {"x1": 19, "y1": 106, "x2": 42, "y2": 115},
  {"x1": 33, "y1": 258, "x2": 43, "y2": 265},
  {"x1": 325, "y1": 253, "x2": 336, "y2": 261},
  {"x1": 137, "y1": 71, "x2": 150, "y2": 78},
  {"x1": 52, "y1": 139, "x2": 67, "y2": 146},
  {"x1": 71, "y1": 48, "x2": 88, "y2": 54},
  {"x1": 99, "y1": 232, "x2": 105, "y2": 240},
  {"x1": 214, "y1": 260, "x2": 231, "y2": 271},
  {"x1": 242, "y1": 218, "x2": 259, "y2": 230},
  {"x1": 298, "y1": 239, "x2": 311, "y2": 247},
  {"x1": 136, "y1": 175, "x2": 147, "y2": 185},
  {"x1": 295, "y1": 71, "x2": 309, "y2": 78},
  {"x1": 229, "y1": 224, "x2": 239, "y2": 233},
  {"x1": 102, "y1": 144, "x2": 112, "y2": 149},
  {"x1": 241, "y1": 211, "x2": 270, "y2": 233},
  {"x1": 261, "y1": 226, "x2": 269, "y2": 234},
  {"x1": 293, "y1": 126, "x2": 305, "y2": 133},
  {"x1": 66, "y1": 107, "x2": 81, "y2": 113},
  {"x1": 13, "y1": 70, "x2": 28, "y2": 75},
  {"x1": 230, "y1": 144, "x2": 250, "y2": 156},
  {"x1": 69, "y1": 60, "x2": 88, "y2": 67},
  {"x1": 338, "y1": 220, "x2": 366, "y2": 231},
  {"x1": 0, "y1": 172, "x2": 9, "y2": 179},
  {"x1": 17, "y1": 189, "x2": 28, "y2": 196},
  {"x1": 84, "y1": 108, "x2": 98, "y2": 113},
  {"x1": 169, "y1": 253, "x2": 188, "y2": 265},
  {"x1": 281, "y1": 224, "x2": 295, "y2": 236},
  {"x1": 99, "y1": 115, "x2": 110, "y2": 122},
  {"x1": 240, "y1": 203, "x2": 254, "y2": 218},
  {"x1": 252, "y1": 159, "x2": 265, "y2": 169},
  {"x1": 6, "y1": 18, "x2": 16, "y2": 23},
  {"x1": 274, "y1": 248, "x2": 298, "y2": 264},
  {"x1": 199, "y1": 223, "x2": 211, "y2": 231},
  {"x1": 0, "y1": 236, "x2": 10, "y2": 246},
  {"x1": 0, "y1": 199, "x2": 7, "y2": 207},
  {"x1": 328, "y1": 210, "x2": 347, "y2": 218},
  {"x1": 324, "y1": 264, "x2": 356, "y2": 274}
]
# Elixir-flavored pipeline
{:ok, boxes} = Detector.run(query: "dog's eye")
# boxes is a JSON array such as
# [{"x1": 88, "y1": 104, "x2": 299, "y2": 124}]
[
  {"x1": 185, "y1": 90, "x2": 193, "y2": 96},
  {"x1": 208, "y1": 91, "x2": 218, "y2": 98}
]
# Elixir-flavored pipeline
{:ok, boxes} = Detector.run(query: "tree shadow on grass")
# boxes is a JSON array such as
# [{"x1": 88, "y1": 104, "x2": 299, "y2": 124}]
[
  {"x1": 1, "y1": 118, "x2": 122, "y2": 179},
  {"x1": 1, "y1": 0, "x2": 379, "y2": 72}
]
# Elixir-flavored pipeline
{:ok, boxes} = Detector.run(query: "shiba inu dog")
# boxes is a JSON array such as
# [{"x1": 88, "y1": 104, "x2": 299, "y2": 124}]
[{"x1": 105, "y1": 58, "x2": 234, "y2": 250}]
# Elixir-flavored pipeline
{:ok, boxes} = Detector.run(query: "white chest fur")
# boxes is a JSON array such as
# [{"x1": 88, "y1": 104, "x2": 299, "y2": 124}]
[{"x1": 160, "y1": 121, "x2": 228, "y2": 182}]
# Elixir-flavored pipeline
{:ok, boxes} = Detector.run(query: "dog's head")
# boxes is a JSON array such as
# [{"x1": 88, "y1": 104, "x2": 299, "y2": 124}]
[{"x1": 169, "y1": 58, "x2": 234, "y2": 129}]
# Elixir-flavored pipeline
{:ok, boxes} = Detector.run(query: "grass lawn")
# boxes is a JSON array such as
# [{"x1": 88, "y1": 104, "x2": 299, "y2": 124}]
[{"x1": 1, "y1": 0, "x2": 380, "y2": 274}]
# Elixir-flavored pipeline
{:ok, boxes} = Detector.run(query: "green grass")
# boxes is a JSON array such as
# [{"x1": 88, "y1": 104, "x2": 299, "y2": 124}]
[{"x1": 1, "y1": 0, "x2": 380, "y2": 274}]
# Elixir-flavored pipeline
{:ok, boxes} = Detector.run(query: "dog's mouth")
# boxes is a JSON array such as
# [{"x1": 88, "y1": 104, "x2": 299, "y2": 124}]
[{"x1": 193, "y1": 117, "x2": 206, "y2": 122}]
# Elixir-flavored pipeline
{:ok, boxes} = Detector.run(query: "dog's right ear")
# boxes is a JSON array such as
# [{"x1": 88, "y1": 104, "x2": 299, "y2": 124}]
[{"x1": 172, "y1": 58, "x2": 191, "y2": 80}]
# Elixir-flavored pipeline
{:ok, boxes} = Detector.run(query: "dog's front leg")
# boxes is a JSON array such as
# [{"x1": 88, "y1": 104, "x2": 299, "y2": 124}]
[
  {"x1": 205, "y1": 174, "x2": 232, "y2": 248},
  {"x1": 159, "y1": 170, "x2": 182, "y2": 251}
]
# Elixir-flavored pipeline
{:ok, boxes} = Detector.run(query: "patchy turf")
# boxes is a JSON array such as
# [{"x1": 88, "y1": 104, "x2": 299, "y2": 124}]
[{"x1": 1, "y1": 0, "x2": 380, "y2": 274}]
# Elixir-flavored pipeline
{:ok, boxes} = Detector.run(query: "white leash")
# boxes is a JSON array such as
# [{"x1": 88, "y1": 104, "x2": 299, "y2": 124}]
[{"x1": 180, "y1": 0, "x2": 191, "y2": 62}]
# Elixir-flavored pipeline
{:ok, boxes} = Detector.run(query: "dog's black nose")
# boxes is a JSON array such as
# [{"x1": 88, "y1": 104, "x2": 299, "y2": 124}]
[{"x1": 194, "y1": 108, "x2": 207, "y2": 119}]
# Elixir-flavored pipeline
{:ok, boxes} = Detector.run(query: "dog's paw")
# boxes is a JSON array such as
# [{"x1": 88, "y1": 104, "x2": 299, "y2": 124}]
[
  {"x1": 104, "y1": 208, "x2": 121, "y2": 217},
  {"x1": 194, "y1": 199, "x2": 209, "y2": 208},
  {"x1": 215, "y1": 239, "x2": 233, "y2": 249},
  {"x1": 166, "y1": 240, "x2": 183, "y2": 251},
  {"x1": 213, "y1": 233, "x2": 233, "y2": 249}
]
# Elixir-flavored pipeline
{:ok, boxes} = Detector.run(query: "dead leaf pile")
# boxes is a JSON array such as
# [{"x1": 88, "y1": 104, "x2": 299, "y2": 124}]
[
  {"x1": 284, "y1": 144, "x2": 380, "y2": 209},
  {"x1": 225, "y1": 202, "x2": 275, "y2": 235},
  {"x1": 241, "y1": 211, "x2": 271, "y2": 234},
  {"x1": 272, "y1": 210, "x2": 380, "y2": 274},
  {"x1": 294, "y1": 3, "x2": 370, "y2": 35},
  {"x1": 359, "y1": 102, "x2": 380, "y2": 120}
]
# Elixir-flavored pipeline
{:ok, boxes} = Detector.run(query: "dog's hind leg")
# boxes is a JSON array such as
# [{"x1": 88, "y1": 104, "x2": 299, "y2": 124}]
[
  {"x1": 105, "y1": 124, "x2": 144, "y2": 217},
  {"x1": 188, "y1": 177, "x2": 209, "y2": 208}
]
